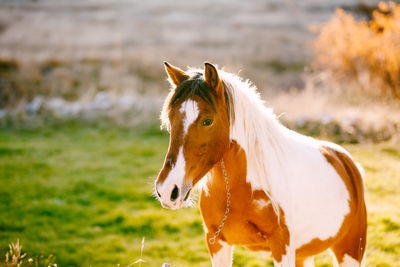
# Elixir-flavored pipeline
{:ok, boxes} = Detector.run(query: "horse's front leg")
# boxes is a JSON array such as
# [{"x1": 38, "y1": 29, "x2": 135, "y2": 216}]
[{"x1": 206, "y1": 237, "x2": 233, "y2": 267}]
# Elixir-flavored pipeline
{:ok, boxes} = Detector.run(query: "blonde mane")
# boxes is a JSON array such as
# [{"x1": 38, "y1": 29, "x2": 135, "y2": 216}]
[{"x1": 219, "y1": 70, "x2": 288, "y2": 216}]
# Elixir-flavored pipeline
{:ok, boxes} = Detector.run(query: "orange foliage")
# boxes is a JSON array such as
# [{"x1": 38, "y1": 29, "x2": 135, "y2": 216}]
[{"x1": 313, "y1": 2, "x2": 400, "y2": 98}]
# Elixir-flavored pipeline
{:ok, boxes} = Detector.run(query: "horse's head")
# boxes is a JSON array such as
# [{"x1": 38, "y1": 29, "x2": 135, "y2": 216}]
[{"x1": 155, "y1": 62, "x2": 231, "y2": 209}]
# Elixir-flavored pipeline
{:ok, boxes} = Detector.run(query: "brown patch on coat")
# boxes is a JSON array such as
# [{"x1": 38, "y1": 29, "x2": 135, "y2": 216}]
[
  {"x1": 296, "y1": 145, "x2": 367, "y2": 263},
  {"x1": 200, "y1": 140, "x2": 290, "y2": 262}
]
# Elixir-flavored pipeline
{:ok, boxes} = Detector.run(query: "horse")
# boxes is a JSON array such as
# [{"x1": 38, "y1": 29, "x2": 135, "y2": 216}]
[{"x1": 154, "y1": 62, "x2": 367, "y2": 267}]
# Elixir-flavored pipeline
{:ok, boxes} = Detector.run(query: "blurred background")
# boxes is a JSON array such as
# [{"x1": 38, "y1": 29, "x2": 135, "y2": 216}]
[{"x1": 0, "y1": 0, "x2": 399, "y2": 266}]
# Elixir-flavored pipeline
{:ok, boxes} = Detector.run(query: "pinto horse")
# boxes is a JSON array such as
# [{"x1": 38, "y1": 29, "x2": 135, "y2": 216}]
[{"x1": 154, "y1": 62, "x2": 367, "y2": 267}]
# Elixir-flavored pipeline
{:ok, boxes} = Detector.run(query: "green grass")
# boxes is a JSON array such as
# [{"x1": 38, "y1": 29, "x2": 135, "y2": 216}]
[{"x1": 0, "y1": 123, "x2": 399, "y2": 266}]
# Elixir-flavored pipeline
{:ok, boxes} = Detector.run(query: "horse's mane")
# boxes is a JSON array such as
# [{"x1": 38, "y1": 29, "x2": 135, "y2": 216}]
[
  {"x1": 161, "y1": 67, "x2": 287, "y2": 216},
  {"x1": 219, "y1": 70, "x2": 287, "y2": 216}
]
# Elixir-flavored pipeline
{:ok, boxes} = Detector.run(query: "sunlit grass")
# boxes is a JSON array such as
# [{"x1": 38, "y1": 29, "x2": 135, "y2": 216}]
[{"x1": 0, "y1": 123, "x2": 399, "y2": 266}]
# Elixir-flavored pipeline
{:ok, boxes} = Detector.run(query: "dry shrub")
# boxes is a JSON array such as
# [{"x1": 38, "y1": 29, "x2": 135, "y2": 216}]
[
  {"x1": 0, "y1": 59, "x2": 83, "y2": 109},
  {"x1": 312, "y1": 2, "x2": 400, "y2": 99}
]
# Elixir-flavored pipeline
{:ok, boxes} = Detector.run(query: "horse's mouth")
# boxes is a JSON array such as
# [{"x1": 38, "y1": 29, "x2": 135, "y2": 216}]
[{"x1": 161, "y1": 200, "x2": 188, "y2": 210}]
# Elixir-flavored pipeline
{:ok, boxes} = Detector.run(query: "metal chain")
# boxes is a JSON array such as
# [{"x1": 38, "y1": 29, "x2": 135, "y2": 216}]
[{"x1": 209, "y1": 159, "x2": 231, "y2": 245}]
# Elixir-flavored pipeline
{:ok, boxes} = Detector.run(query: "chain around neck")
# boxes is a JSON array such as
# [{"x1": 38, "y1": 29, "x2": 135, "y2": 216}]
[{"x1": 208, "y1": 159, "x2": 231, "y2": 245}]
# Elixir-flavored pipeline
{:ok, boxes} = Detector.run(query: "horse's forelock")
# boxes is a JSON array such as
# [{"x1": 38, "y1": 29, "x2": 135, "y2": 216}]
[
  {"x1": 170, "y1": 74, "x2": 214, "y2": 109},
  {"x1": 160, "y1": 69, "x2": 234, "y2": 131}
]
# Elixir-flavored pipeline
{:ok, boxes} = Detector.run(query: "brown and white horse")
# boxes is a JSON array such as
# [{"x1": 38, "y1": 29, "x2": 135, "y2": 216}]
[{"x1": 154, "y1": 62, "x2": 367, "y2": 267}]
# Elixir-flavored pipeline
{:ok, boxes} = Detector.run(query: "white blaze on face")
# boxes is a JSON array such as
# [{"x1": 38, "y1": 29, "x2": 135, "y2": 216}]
[
  {"x1": 158, "y1": 99, "x2": 200, "y2": 206},
  {"x1": 179, "y1": 99, "x2": 199, "y2": 136},
  {"x1": 163, "y1": 147, "x2": 185, "y2": 189},
  {"x1": 157, "y1": 147, "x2": 187, "y2": 208}
]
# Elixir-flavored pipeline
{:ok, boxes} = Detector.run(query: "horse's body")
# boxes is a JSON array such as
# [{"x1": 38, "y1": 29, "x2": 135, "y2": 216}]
[{"x1": 155, "y1": 62, "x2": 367, "y2": 266}]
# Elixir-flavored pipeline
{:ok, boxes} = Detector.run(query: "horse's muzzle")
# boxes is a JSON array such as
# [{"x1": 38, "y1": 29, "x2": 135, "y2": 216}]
[{"x1": 155, "y1": 182, "x2": 192, "y2": 210}]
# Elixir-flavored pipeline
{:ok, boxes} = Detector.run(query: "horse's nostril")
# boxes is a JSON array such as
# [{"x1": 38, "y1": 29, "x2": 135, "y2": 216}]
[{"x1": 170, "y1": 185, "x2": 179, "y2": 202}]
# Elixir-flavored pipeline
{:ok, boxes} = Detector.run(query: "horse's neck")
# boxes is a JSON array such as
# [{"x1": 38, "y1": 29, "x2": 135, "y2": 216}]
[
  {"x1": 223, "y1": 78, "x2": 315, "y2": 206},
  {"x1": 229, "y1": 96, "x2": 291, "y2": 194},
  {"x1": 205, "y1": 140, "x2": 249, "y2": 195},
  {"x1": 229, "y1": 83, "x2": 287, "y2": 163}
]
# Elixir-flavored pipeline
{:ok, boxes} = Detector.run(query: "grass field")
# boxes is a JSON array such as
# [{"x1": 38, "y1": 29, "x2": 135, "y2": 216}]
[{"x1": 0, "y1": 123, "x2": 399, "y2": 267}]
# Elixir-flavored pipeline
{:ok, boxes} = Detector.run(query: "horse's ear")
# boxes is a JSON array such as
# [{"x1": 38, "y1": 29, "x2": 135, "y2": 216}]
[
  {"x1": 204, "y1": 62, "x2": 222, "y2": 94},
  {"x1": 164, "y1": 62, "x2": 189, "y2": 87}
]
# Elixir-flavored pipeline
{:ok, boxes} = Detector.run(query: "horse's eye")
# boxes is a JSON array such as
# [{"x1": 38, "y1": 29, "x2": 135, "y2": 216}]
[{"x1": 201, "y1": 118, "x2": 214, "y2": 127}]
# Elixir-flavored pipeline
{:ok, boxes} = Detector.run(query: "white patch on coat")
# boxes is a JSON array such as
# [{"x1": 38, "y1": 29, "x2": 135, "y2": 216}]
[
  {"x1": 330, "y1": 249, "x2": 340, "y2": 267},
  {"x1": 179, "y1": 99, "x2": 199, "y2": 135},
  {"x1": 302, "y1": 257, "x2": 315, "y2": 267},
  {"x1": 211, "y1": 241, "x2": 233, "y2": 267},
  {"x1": 341, "y1": 254, "x2": 360, "y2": 267},
  {"x1": 253, "y1": 198, "x2": 271, "y2": 210},
  {"x1": 281, "y1": 136, "x2": 351, "y2": 249}
]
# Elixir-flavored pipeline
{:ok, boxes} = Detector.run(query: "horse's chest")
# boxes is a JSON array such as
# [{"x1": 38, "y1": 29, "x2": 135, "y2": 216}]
[
  {"x1": 200, "y1": 187, "x2": 286, "y2": 250},
  {"x1": 199, "y1": 141, "x2": 289, "y2": 258}
]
